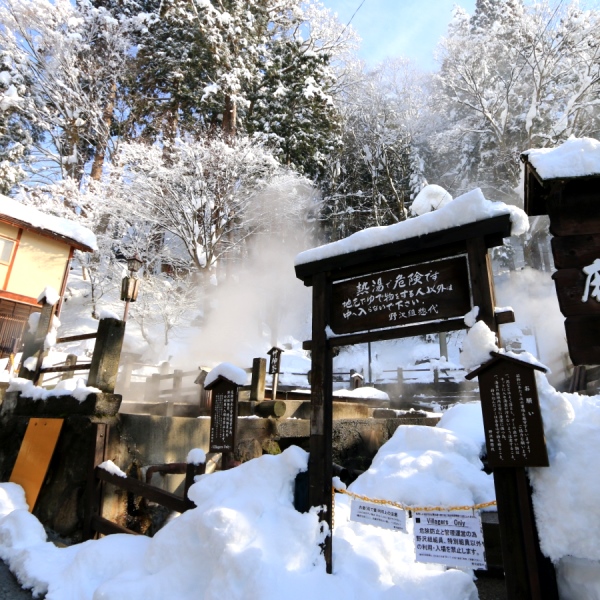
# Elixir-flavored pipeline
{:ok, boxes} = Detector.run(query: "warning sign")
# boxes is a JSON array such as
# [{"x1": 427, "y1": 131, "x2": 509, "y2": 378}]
[
  {"x1": 413, "y1": 510, "x2": 486, "y2": 570},
  {"x1": 350, "y1": 499, "x2": 407, "y2": 532}
]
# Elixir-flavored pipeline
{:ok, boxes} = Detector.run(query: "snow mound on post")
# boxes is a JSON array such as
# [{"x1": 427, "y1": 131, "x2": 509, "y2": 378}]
[
  {"x1": 524, "y1": 137, "x2": 600, "y2": 180},
  {"x1": 410, "y1": 184, "x2": 453, "y2": 216},
  {"x1": 204, "y1": 362, "x2": 247, "y2": 387},
  {"x1": 349, "y1": 418, "x2": 494, "y2": 509},
  {"x1": 459, "y1": 321, "x2": 499, "y2": 370},
  {"x1": 37, "y1": 286, "x2": 60, "y2": 306},
  {"x1": 295, "y1": 187, "x2": 529, "y2": 266}
]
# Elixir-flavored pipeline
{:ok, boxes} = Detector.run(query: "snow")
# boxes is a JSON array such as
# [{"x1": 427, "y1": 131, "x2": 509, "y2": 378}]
[
  {"x1": 203, "y1": 362, "x2": 248, "y2": 387},
  {"x1": 2, "y1": 375, "x2": 600, "y2": 597},
  {"x1": 459, "y1": 321, "x2": 499, "y2": 370},
  {"x1": 523, "y1": 136, "x2": 600, "y2": 180},
  {"x1": 0, "y1": 195, "x2": 97, "y2": 251},
  {"x1": 186, "y1": 448, "x2": 206, "y2": 465},
  {"x1": 37, "y1": 286, "x2": 61, "y2": 307},
  {"x1": 295, "y1": 188, "x2": 529, "y2": 266},
  {"x1": 410, "y1": 184, "x2": 453, "y2": 216},
  {"x1": 98, "y1": 460, "x2": 127, "y2": 478},
  {"x1": 6, "y1": 377, "x2": 102, "y2": 402},
  {"x1": 0, "y1": 445, "x2": 480, "y2": 600},
  {"x1": 349, "y1": 410, "x2": 494, "y2": 510},
  {"x1": 333, "y1": 386, "x2": 389, "y2": 401}
]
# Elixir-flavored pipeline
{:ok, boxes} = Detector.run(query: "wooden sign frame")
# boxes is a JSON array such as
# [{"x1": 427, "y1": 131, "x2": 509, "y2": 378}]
[{"x1": 295, "y1": 214, "x2": 512, "y2": 574}]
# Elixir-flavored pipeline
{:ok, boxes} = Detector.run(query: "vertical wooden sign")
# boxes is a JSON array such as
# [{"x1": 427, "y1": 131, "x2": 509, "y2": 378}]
[{"x1": 206, "y1": 377, "x2": 239, "y2": 454}]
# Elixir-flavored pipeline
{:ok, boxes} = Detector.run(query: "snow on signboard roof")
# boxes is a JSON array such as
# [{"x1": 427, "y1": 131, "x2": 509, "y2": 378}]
[
  {"x1": 522, "y1": 136, "x2": 600, "y2": 181},
  {"x1": 0, "y1": 195, "x2": 97, "y2": 252},
  {"x1": 295, "y1": 187, "x2": 528, "y2": 267}
]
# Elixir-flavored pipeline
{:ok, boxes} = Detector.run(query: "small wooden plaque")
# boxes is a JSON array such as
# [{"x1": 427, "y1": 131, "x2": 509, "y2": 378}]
[
  {"x1": 468, "y1": 354, "x2": 548, "y2": 468},
  {"x1": 208, "y1": 378, "x2": 239, "y2": 453}
]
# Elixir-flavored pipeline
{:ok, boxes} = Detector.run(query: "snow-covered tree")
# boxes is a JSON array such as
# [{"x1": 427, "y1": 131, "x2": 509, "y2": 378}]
[
  {"x1": 0, "y1": 0, "x2": 131, "y2": 187},
  {"x1": 429, "y1": 0, "x2": 600, "y2": 202},
  {"x1": 107, "y1": 135, "x2": 281, "y2": 274},
  {"x1": 320, "y1": 59, "x2": 429, "y2": 240}
]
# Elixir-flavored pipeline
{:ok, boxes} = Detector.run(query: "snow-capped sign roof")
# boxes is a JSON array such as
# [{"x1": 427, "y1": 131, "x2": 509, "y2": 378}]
[
  {"x1": 522, "y1": 137, "x2": 600, "y2": 181},
  {"x1": 204, "y1": 362, "x2": 247, "y2": 388},
  {"x1": 0, "y1": 195, "x2": 97, "y2": 252},
  {"x1": 295, "y1": 188, "x2": 528, "y2": 268}
]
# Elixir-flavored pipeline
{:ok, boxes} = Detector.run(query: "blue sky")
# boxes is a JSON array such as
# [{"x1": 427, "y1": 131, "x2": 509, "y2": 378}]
[{"x1": 320, "y1": 0, "x2": 476, "y2": 70}]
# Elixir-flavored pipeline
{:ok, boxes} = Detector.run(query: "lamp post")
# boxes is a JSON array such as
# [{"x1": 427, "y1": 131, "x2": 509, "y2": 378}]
[{"x1": 121, "y1": 254, "x2": 143, "y2": 321}]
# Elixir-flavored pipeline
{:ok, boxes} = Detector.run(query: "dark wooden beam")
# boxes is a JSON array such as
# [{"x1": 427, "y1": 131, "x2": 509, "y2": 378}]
[{"x1": 302, "y1": 318, "x2": 468, "y2": 351}]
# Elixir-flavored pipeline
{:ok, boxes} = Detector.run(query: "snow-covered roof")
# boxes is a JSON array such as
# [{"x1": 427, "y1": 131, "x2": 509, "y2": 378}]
[
  {"x1": 0, "y1": 195, "x2": 97, "y2": 252},
  {"x1": 295, "y1": 188, "x2": 528, "y2": 267},
  {"x1": 522, "y1": 137, "x2": 600, "y2": 181},
  {"x1": 204, "y1": 362, "x2": 248, "y2": 388}
]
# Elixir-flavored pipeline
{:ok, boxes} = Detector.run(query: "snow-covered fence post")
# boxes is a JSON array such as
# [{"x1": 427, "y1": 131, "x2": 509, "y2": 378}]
[
  {"x1": 18, "y1": 295, "x2": 58, "y2": 382},
  {"x1": 87, "y1": 318, "x2": 126, "y2": 393}
]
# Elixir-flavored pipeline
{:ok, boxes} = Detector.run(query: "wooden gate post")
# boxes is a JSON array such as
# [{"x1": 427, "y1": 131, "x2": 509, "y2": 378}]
[
  {"x1": 467, "y1": 237, "x2": 558, "y2": 600},
  {"x1": 18, "y1": 299, "x2": 57, "y2": 381},
  {"x1": 309, "y1": 272, "x2": 333, "y2": 573},
  {"x1": 88, "y1": 318, "x2": 125, "y2": 393}
]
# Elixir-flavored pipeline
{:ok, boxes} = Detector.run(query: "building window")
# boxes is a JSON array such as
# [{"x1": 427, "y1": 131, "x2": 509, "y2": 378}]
[{"x1": 0, "y1": 237, "x2": 15, "y2": 264}]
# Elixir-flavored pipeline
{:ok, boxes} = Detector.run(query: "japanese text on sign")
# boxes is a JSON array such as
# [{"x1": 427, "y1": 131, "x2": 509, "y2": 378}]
[
  {"x1": 210, "y1": 388, "x2": 237, "y2": 453},
  {"x1": 481, "y1": 368, "x2": 549, "y2": 468},
  {"x1": 350, "y1": 499, "x2": 407, "y2": 532},
  {"x1": 330, "y1": 256, "x2": 471, "y2": 335},
  {"x1": 413, "y1": 511, "x2": 486, "y2": 570}
]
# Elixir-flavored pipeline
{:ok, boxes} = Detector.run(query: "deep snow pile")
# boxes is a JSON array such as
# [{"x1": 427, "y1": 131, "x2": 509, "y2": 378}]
[
  {"x1": 1, "y1": 376, "x2": 600, "y2": 598},
  {"x1": 0, "y1": 406, "x2": 494, "y2": 600}
]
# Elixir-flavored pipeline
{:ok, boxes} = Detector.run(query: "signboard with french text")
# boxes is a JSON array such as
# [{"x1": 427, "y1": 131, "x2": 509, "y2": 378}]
[
  {"x1": 350, "y1": 498, "x2": 407, "y2": 532},
  {"x1": 413, "y1": 510, "x2": 486, "y2": 570},
  {"x1": 208, "y1": 378, "x2": 239, "y2": 454},
  {"x1": 470, "y1": 354, "x2": 549, "y2": 469},
  {"x1": 330, "y1": 255, "x2": 471, "y2": 335}
]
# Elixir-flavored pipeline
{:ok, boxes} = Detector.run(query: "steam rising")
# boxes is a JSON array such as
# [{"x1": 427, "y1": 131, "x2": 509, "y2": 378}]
[{"x1": 183, "y1": 175, "x2": 318, "y2": 368}]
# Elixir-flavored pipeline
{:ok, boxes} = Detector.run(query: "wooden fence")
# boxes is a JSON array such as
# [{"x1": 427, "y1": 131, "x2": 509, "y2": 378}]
[
  {"x1": 19, "y1": 299, "x2": 125, "y2": 393},
  {"x1": 84, "y1": 423, "x2": 205, "y2": 539}
]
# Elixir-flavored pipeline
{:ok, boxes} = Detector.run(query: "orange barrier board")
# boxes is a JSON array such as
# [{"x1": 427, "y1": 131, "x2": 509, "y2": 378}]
[{"x1": 10, "y1": 418, "x2": 64, "y2": 511}]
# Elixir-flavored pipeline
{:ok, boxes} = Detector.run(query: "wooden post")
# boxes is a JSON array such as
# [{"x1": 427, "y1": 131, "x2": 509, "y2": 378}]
[
  {"x1": 83, "y1": 423, "x2": 108, "y2": 540},
  {"x1": 119, "y1": 355, "x2": 134, "y2": 394},
  {"x1": 168, "y1": 369, "x2": 183, "y2": 417},
  {"x1": 61, "y1": 354, "x2": 78, "y2": 381},
  {"x1": 19, "y1": 300, "x2": 56, "y2": 381},
  {"x1": 467, "y1": 238, "x2": 557, "y2": 600},
  {"x1": 87, "y1": 318, "x2": 126, "y2": 393},
  {"x1": 184, "y1": 461, "x2": 206, "y2": 510},
  {"x1": 250, "y1": 358, "x2": 266, "y2": 402},
  {"x1": 309, "y1": 272, "x2": 333, "y2": 573}
]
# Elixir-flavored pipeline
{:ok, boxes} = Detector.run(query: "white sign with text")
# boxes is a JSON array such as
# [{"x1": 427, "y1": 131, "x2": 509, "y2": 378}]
[
  {"x1": 413, "y1": 510, "x2": 486, "y2": 570},
  {"x1": 350, "y1": 499, "x2": 407, "y2": 532}
]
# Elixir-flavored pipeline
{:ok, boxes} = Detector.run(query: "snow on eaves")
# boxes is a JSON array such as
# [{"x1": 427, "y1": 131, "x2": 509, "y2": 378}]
[
  {"x1": 522, "y1": 137, "x2": 600, "y2": 181},
  {"x1": 0, "y1": 195, "x2": 97, "y2": 252},
  {"x1": 295, "y1": 188, "x2": 528, "y2": 266},
  {"x1": 204, "y1": 362, "x2": 248, "y2": 388}
]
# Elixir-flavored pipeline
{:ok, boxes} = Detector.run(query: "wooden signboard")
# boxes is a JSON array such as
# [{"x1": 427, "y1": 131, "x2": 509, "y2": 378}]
[
  {"x1": 295, "y1": 214, "x2": 514, "y2": 576},
  {"x1": 467, "y1": 353, "x2": 548, "y2": 468},
  {"x1": 330, "y1": 255, "x2": 471, "y2": 335},
  {"x1": 10, "y1": 418, "x2": 64, "y2": 511},
  {"x1": 207, "y1": 377, "x2": 239, "y2": 454}
]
